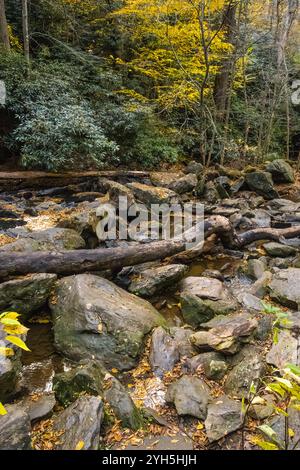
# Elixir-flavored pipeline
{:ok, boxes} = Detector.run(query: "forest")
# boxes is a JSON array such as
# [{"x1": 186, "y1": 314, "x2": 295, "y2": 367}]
[{"x1": 0, "y1": 0, "x2": 300, "y2": 454}]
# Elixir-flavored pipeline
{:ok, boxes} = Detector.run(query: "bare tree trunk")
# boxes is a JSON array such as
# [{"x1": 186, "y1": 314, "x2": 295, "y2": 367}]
[
  {"x1": 0, "y1": 0, "x2": 10, "y2": 51},
  {"x1": 264, "y1": 0, "x2": 299, "y2": 157},
  {"x1": 213, "y1": 1, "x2": 238, "y2": 120},
  {"x1": 22, "y1": 0, "x2": 30, "y2": 66}
]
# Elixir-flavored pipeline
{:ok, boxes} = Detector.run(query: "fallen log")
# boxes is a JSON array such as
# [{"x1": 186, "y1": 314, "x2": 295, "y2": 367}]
[
  {"x1": 236, "y1": 225, "x2": 300, "y2": 247},
  {"x1": 1, "y1": 218, "x2": 300, "y2": 278},
  {"x1": 0, "y1": 170, "x2": 150, "y2": 192},
  {"x1": 0, "y1": 216, "x2": 232, "y2": 278}
]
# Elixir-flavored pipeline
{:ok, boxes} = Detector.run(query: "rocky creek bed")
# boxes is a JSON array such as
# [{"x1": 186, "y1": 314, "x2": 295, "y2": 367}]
[{"x1": 1, "y1": 160, "x2": 300, "y2": 450}]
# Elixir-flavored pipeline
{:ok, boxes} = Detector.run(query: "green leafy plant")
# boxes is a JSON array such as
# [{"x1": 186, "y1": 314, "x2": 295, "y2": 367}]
[
  {"x1": 252, "y1": 365, "x2": 300, "y2": 450},
  {"x1": 261, "y1": 302, "x2": 291, "y2": 344}
]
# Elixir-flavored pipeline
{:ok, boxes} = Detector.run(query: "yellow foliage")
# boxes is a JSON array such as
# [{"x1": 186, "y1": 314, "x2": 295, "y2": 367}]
[
  {"x1": 112, "y1": 0, "x2": 235, "y2": 110},
  {"x1": 0, "y1": 312, "x2": 30, "y2": 414}
]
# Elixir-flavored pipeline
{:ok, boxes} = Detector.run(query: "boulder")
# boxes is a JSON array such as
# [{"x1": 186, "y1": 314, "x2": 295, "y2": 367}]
[
  {"x1": 0, "y1": 274, "x2": 57, "y2": 319},
  {"x1": 169, "y1": 174, "x2": 198, "y2": 195},
  {"x1": 245, "y1": 172, "x2": 278, "y2": 199},
  {"x1": 0, "y1": 228, "x2": 85, "y2": 252},
  {"x1": 149, "y1": 326, "x2": 194, "y2": 377},
  {"x1": 269, "y1": 268, "x2": 300, "y2": 309},
  {"x1": 53, "y1": 361, "x2": 106, "y2": 407},
  {"x1": 204, "y1": 396, "x2": 243, "y2": 442},
  {"x1": 53, "y1": 396, "x2": 103, "y2": 450},
  {"x1": 245, "y1": 259, "x2": 267, "y2": 280},
  {"x1": 127, "y1": 182, "x2": 179, "y2": 206},
  {"x1": 105, "y1": 180, "x2": 135, "y2": 206},
  {"x1": 0, "y1": 404, "x2": 31, "y2": 450},
  {"x1": 263, "y1": 242, "x2": 297, "y2": 258},
  {"x1": 238, "y1": 293, "x2": 263, "y2": 312},
  {"x1": 150, "y1": 172, "x2": 184, "y2": 188},
  {"x1": 58, "y1": 207, "x2": 99, "y2": 237},
  {"x1": 266, "y1": 330, "x2": 299, "y2": 369},
  {"x1": 184, "y1": 352, "x2": 228, "y2": 381},
  {"x1": 191, "y1": 313, "x2": 258, "y2": 355},
  {"x1": 184, "y1": 161, "x2": 204, "y2": 175},
  {"x1": 166, "y1": 375, "x2": 211, "y2": 419},
  {"x1": 224, "y1": 350, "x2": 267, "y2": 398},
  {"x1": 266, "y1": 159, "x2": 295, "y2": 184},
  {"x1": 248, "y1": 395, "x2": 274, "y2": 420},
  {"x1": 103, "y1": 374, "x2": 143, "y2": 430},
  {"x1": 50, "y1": 274, "x2": 165, "y2": 370},
  {"x1": 53, "y1": 361, "x2": 142, "y2": 430},
  {"x1": 128, "y1": 264, "x2": 188, "y2": 298},
  {"x1": 22, "y1": 393, "x2": 56, "y2": 422},
  {"x1": 0, "y1": 352, "x2": 21, "y2": 403},
  {"x1": 179, "y1": 277, "x2": 237, "y2": 327}
]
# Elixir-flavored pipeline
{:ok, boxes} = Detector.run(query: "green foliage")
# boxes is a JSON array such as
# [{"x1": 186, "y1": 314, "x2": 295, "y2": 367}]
[
  {"x1": 12, "y1": 103, "x2": 118, "y2": 171},
  {"x1": 0, "y1": 52, "x2": 178, "y2": 170},
  {"x1": 261, "y1": 302, "x2": 291, "y2": 344},
  {"x1": 253, "y1": 365, "x2": 300, "y2": 451}
]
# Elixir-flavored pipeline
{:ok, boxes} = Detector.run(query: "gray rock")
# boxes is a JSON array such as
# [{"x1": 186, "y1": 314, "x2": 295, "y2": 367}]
[
  {"x1": 128, "y1": 264, "x2": 188, "y2": 298},
  {"x1": 103, "y1": 375, "x2": 143, "y2": 430},
  {"x1": 180, "y1": 277, "x2": 226, "y2": 301},
  {"x1": 238, "y1": 293, "x2": 263, "y2": 312},
  {"x1": 105, "y1": 179, "x2": 135, "y2": 206},
  {"x1": 269, "y1": 268, "x2": 300, "y2": 309},
  {"x1": 179, "y1": 277, "x2": 237, "y2": 327},
  {"x1": 250, "y1": 271, "x2": 273, "y2": 299},
  {"x1": 50, "y1": 274, "x2": 165, "y2": 370},
  {"x1": 169, "y1": 174, "x2": 198, "y2": 195},
  {"x1": 204, "y1": 181, "x2": 221, "y2": 203},
  {"x1": 149, "y1": 327, "x2": 194, "y2": 377},
  {"x1": 0, "y1": 345, "x2": 21, "y2": 403},
  {"x1": 1, "y1": 228, "x2": 85, "y2": 252},
  {"x1": 265, "y1": 407, "x2": 300, "y2": 449},
  {"x1": 224, "y1": 352, "x2": 267, "y2": 398},
  {"x1": 245, "y1": 259, "x2": 267, "y2": 280},
  {"x1": 205, "y1": 396, "x2": 243, "y2": 442},
  {"x1": 53, "y1": 361, "x2": 106, "y2": 407},
  {"x1": 166, "y1": 375, "x2": 211, "y2": 419},
  {"x1": 58, "y1": 207, "x2": 99, "y2": 236},
  {"x1": 248, "y1": 395, "x2": 274, "y2": 420},
  {"x1": 127, "y1": 182, "x2": 179, "y2": 206},
  {"x1": 263, "y1": 242, "x2": 297, "y2": 258},
  {"x1": 246, "y1": 209, "x2": 271, "y2": 228},
  {"x1": 0, "y1": 404, "x2": 31, "y2": 450},
  {"x1": 53, "y1": 396, "x2": 103, "y2": 450},
  {"x1": 191, "y1": 313, "x2": 258, "y2": 355},
  {"x1": 184, "y1": 161, "x2": 204, "y2": 175},
  {"x1": 266, "y1": 159, "x2": 295, "y2": 184},
  {"x1": 266, "y1": 330, "x2": 299, "y2": 369},
  {"x1": 185, "y1": 352, "x2": 228, "y2": 381},
  {"x1": 22, "y1": 393, "x2": 56, "y2": 422},
  {"x1": 0, "y1": 274, "x2": 57, "y2": 319},
  {"x1": 245, "y1": 172, "x2": 278, "y2": 199},
  {"x1": 255, "y1": 316, "x2": 273, "y2": 341},
  {"x1": 150, "y1": 172, "x2": 184, "y2": 188},
  {"x1": 270, "y1": 257, "x2": 294, "y2": 269}
]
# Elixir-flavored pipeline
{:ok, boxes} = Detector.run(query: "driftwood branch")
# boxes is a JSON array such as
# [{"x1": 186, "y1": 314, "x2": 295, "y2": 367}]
[
  {"x1": 0, "y1": 216, "x2": 300, "y2": 278},
  {"x1": 0, "y1": 216, "x2": 232, "y2": 278}
]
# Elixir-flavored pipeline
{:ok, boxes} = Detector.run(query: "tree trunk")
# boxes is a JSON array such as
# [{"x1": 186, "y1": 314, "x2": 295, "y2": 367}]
[
  {"x1": 22, "y1": 0, "x2": 30, "y2": 65},
  {"x1": 1, "y1": 218, "x2": 300, "y2": 278},
  {"x1": 0, "y1": 0, "x2": 10, "y2": 51},
  {"x1": 0, "y1": 216, "x2": 233, "y2": 278},
  {"x1": 213, "y1": 1, "x2": 238, "y2": 120}
]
